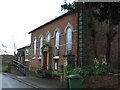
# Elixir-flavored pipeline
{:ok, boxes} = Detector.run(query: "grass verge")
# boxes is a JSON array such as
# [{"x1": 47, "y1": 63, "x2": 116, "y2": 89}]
[{"x1": 0, "y1": 65, "x2": 8, "y2": 72}]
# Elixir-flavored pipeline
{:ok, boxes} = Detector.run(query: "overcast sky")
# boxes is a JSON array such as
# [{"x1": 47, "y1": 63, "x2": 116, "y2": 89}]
[{"x1": 0, "y1": 0, "x2": 76, "y2": 55}]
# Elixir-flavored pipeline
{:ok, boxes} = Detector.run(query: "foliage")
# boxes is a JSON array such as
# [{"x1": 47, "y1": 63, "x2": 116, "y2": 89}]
[
  {"x1": 62, "y1": 2, "x2": 120, "y2": 25},
  {"x1": 52, "y1": 71, "x2": 60, "y2": 77},
  {"x1": 92, "y1": 2, "x2": 120, "y2": 25},
  {"x1": 0, "y1": 65, "x2": 9, "y2": 72},
  {"x1": 37, "y1": 69, "x2": 52, "y2": 77},
  {"x1": 43, "y1": 70, "x2": 52, "y2": 77},
  {"x1": 66, "y1": 57, "x2": 114, "y2": 77},
  {"x1": 61, "y1": 2, "x2": 75, "y2": 11},
  {"x1": 37, "y1": 69, "x2": 61, "y2": 78}
]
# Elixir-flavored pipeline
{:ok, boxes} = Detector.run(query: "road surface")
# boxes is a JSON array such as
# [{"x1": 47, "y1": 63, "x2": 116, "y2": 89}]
[{"x1": 0, "y1": 72, "x2": 34, "y2": 89}]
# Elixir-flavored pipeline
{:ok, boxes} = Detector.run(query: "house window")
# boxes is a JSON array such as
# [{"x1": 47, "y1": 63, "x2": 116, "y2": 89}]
[
  {"x1": 25, "y1": 48, "x2": 29, "y2": 61},
  {"x1": 66, "y1": 27, "x2": 72, "y2": 55},
  {"x1": 46, "y1": 32, "x2": 51, "y2": 42},
  {"x1": 39, "y1": 36, "x2": 43, "y2": 56},
  {"x1": 33, "y1": 38, "x2": 37, "y2": 57},
  {"x1": 55, "y1": 31, "x2": 59, "y2": 56}
]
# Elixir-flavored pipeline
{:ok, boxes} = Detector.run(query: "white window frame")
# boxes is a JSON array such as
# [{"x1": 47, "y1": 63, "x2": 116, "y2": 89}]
[
  {"x1": 33, "y1": 38, "x2": 37, "y2": 58},
  {"x1": 66, "y1": 27, "x2": 72, "y2": 55},
  {"x1": 39, "y1": 36, "x2": 43, "y2": 56},
  {"x1": 55, "y1": 31, "x2": 60, "y2": 56},
  {"x1": 46, "y1": 32, "x2": 51, "y2": 42}
]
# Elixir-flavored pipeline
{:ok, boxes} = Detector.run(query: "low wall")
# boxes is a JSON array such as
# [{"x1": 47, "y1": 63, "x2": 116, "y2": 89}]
[{"x1": 82, "y1": 74, "x2": 120, "y2": 88}]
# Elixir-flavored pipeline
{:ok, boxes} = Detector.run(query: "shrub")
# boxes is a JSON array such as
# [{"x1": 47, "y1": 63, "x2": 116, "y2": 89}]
[
  {"x1": 66, "y1": 57, "x2": 114, "y2": 76},
  {"x1": 0, "y1": 65, "x2": 9, "y2": 72},
  {"x1": 37, "y1": 69, "x2": 52, "y2": 77},
  {"x1": 44, "y1": 70, "x2": 52, "y2": 77},
  {"x1": 52, "y1": 71, "x2": 60, "y2": 77}
]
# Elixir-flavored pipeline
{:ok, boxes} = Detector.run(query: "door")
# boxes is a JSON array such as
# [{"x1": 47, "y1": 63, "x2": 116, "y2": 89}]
[{"x1": 43, "y1": 51, "x2": 47, "y2": 70}]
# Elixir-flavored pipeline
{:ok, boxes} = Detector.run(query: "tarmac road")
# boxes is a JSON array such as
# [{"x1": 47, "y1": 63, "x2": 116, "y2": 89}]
[
  {"x1": 0, "y1": 72, "x2": 65, "y2": 90},
  {"x1": 0, "y1": 72, "x2": 33, "y2": 89}
]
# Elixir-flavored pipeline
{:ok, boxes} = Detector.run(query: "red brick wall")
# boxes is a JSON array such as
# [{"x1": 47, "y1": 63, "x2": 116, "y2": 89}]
[
  {"x1": 17, "y1": 46, "x2": 31, "y2": 68},
  {"x1": 82, "y1": 74, "x2": 119, "y2": 88},
  {"x1": 30, "y1": 13, "x2": 78, "y2": 71}
]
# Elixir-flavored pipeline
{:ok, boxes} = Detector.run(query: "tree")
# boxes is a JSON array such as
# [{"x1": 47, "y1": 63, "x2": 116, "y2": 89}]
[
  {"x1": 90, "y1": 2, "x2": 120, "y2": 64},
  {"x1": 88, "y1": 13, "x2": 98, "y2": 59},
  {"x1": 61, "y1": 1, "x2": 120, "y2": 64}
]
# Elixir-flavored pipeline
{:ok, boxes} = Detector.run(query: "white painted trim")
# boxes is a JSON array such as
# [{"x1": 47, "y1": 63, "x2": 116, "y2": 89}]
[
  {"x1": 53, "y1": 28, "x2": 61, "y2": 37},
  {"x1": 45, "y1": 31, "x2": 51, "y2": 42},
  {"x1": 32, "y1": 57, "x2": 36, "y2": 59},
  {"x1": 33, "y1": 37, "x2": 37, "y2": 41},
  {"x1": 53, "y1": 56, "x2": 59, "y2": 59},
  {"x1": 38, "y1": 57, "x2": 42, "y2": 60},
  {"x1": 64, "y1": 23, "x2": 73, "y2": 33},
  {"x1": 25, "y1": 59, "x2": 29, "y2": 61},
  {"x1": 39, "y1": 34, "x2": 43, "y2": 39}
]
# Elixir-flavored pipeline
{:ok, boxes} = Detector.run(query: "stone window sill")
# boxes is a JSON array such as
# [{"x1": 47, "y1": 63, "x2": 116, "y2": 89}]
[
  {"x1": 53, "y1": 56, "x2": 59, "y2": 60},
  {"x1": 25, "y1": 59, "x2": 29, "y2": 61},
  {"x1": 32, "y1": 57, "x2": 36, "y2": 59}
]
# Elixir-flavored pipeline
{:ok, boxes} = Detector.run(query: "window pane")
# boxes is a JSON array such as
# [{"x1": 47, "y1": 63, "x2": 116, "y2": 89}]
[
  {"x1": 55, "y1": 31, "x2": 59, "y2": 56},
  {"x1": 46, "y1": 33, "x2": 51, "y2": 42},
  {"x1": 34, "y1": 39, "x2": 36, "y2": 57},
  {"x1": 40, "y1": 37, "x2": 43, "y2": 55},
  {"x1": 66, "y1": 27, "x2": 72, "y2": 55},
  {"x1": 25, "y1": 49, "x2": 29, "y2": 59}
]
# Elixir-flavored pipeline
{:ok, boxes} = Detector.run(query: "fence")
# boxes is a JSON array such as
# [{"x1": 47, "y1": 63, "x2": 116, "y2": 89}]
[{"x1": 12, "y1": 60, "x2": 26, "y2": 76}]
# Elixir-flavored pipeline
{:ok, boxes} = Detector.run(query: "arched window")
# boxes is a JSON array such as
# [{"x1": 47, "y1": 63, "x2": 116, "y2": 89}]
[
  {"x1": 39, "y1": 36, "x2": 43, "y2": 56},
  {"x1": 33, "y1": 38, "x2": 37, "y2": 57},
  {"x1": 55, "y1": 31, "x2": 59, "y2": 56},
  {"x1": 66, "y1": 27, "x2": 72, "y2": 55},
  {"x1": 46, "y1": 32, "x2": 51, "y2": 42}
]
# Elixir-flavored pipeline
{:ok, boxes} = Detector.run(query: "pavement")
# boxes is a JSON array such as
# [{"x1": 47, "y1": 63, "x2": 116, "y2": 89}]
[{"x1": 2, "y1": 72, "x2": 67, "y2": 89}]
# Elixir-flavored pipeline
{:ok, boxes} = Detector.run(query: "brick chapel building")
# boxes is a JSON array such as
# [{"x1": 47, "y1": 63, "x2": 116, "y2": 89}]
[
  {"x1": 29, "y1": 12, "x2": 78, "y2": 72},
  {"x1": 18, "y1": 3, "x2": 120, "y2": 72}
]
